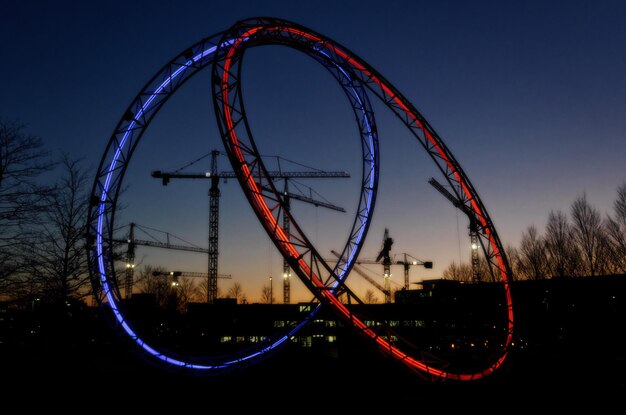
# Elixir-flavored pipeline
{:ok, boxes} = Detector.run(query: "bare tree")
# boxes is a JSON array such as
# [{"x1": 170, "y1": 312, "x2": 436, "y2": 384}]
[
  {"x1": 24, "y1": 156, "x2": 89, "y2": 302},
  {"x1": 518, "y1": 225, "x2": 548, "y2": 280},
  {"x1": 442, "y1": 261, "x2": 473, "y2": 282},
  {"x1": 544, "y1": 210, "x2": 580, "y2": 278},
  {"x1": 136, "y1": 265, "x2": 172, "y2": 308},
  {"x1": 175, "y1": 277, "x2": 202, "y2": 309},
  {"x1": 479, "y1": 256, "x2": 502, "y2": 282},
  {"x1": 227, "y1": 282, "x2": 246, "y2": 304},
  {"x1": 605, "y1": 183, "x2": 626, "y2": 273},
  {"x1": 364, "y1": 289, "x2": 379, "y2": 304},
  {"x1": 571, "y1": 194, "x2": 606, "y2": 276},
  {"x1": 260, "y1": 285, "x2": 274, "y2": 304},
  {"x1": 197, "y1": 278, "x2": 221, "y2": 300},
  {"x1": 0, "y1": 119, "x2": 52, "y2": 301},
  {"x1": 505, "y1": 245, "x2": 522, "y2": 280},
  {"x1": 134, "y1": 265, "x2": 200, "y2": 311}
]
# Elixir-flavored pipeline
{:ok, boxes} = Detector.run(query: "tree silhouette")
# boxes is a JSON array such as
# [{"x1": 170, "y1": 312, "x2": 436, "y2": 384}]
[
  {"x1": 605, "y1": 183, "x2": 626, "y2": 273},
  {"x1": 544, "y1": 210, "x2": 580, "y2": 278},
  {"x1": 442, "y1": 261, "x2": 473, "y2": 282},
  {"x1": 135, "y1": 265, "x2": 199, "y2": 311},
  {"x1": 175, "y1": 277, "x2": 202, "y2": 309},
  {"x1": 0, "y1": 119, "x2": 52, "y2": 302},
  {"x1": 505, "y1": 245, "x2": 522, "y2": 280},
  {"x1": 260, "y1": 284, "x2": 274, "y2": 304},
  {"x1": 136, "y1": 265, "x2": 171, "y2": 308},
  {"x1": 364, "y1": 289, "x2": 379, "y2": 304},
  {"x1": 198, "y1": 278, "x2": 221, "y2": 301},
  {"x1": 571, "y1": 194, "x2": 606, "y2": 276},
  {"x1": 518, "y1": 226, "x2": 548, "y2": 280},
  {"x1": 442, "y1": 190, "x2": 626, "y2": 280},
  {"x1": 24, "y1": 155, "x2": 89, "y2": 302},
  {"x1": 227, "y1": 282, "x2": 246, "y2": 304}
]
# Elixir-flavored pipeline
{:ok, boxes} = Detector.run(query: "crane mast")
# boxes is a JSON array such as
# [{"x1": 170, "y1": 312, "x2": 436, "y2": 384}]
[
  {"x1": 395, "y1": 253, "x2": 433, "y2": 290},
  {"x1": 152, "y1": 150, "x2": 349, "y2": 303},
  {"x1": 152, "y1": 270, "x2": 231, "y2": 280},
  {"x1": 282, "y1": 180, "x2": 291, "y2": 305},
  {"x1": 331, "y1": 250, "x2": 389, "y2": 298},
  {"x1": 113, "y1": 222, "x2": 211, "y2": 299},
  {"x1": 348, "y1": 229, "x2": 432, "y2": 303},
  {"x1": 124, "y1": 223, "x2": 135, "y2": 300},
  {"x1": 375, "y1": 228, "x2": 393, "y2": 303},
  {"x1": 429, "y1": 177, "x2": 481, "y2": 282},
  {"x1": 208, "y1": 150, "x2": 220, "y2": 303}
]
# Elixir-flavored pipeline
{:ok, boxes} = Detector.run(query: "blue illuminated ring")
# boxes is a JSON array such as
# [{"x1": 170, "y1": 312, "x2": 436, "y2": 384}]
[{"x1": 87, "y1": 30, "x2": 378, "y2": 371}]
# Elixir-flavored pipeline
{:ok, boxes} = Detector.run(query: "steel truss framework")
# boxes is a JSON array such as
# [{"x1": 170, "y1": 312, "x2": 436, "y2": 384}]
[
  {"x1": 87, "y1": 25, "x2": 378, "y2": 372},
  {"x1": 211, "y1": 18, "x2": 514, "y2": 381},
  {"x1": 87, "y1": 17, "x2": 513, "y2": 380}
]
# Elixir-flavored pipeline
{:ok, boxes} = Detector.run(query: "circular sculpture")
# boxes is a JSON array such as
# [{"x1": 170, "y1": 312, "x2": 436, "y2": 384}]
[
  {"x1": 211, "y1": 17, "x2": 513, "y2": 380},
  {"x1": 88, "y1": 17, "x2": 513, "y2": 380},
  {"x1": 87, "y1": 25, "x2": 378, "y2": 372}
]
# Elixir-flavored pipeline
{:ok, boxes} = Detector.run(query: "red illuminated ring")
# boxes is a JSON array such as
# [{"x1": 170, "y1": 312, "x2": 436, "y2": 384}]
[{"x1": 212, "y1": 18, "x2": 514, "y2": 381}]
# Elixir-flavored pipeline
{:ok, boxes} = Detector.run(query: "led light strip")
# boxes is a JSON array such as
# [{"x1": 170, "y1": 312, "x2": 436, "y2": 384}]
[
  {"x1": 214, "y1": 19, "x2": 513, "y2": 381},
  {"x1": 92, "y1": 33, "x2": 378, "y2": 370}
]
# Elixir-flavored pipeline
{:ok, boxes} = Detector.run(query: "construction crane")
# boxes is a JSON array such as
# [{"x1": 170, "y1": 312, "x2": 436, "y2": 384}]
[
  {"x1": 429, "y1": 177, "x2": 481, "y2": 282},
  {"x1": 152, "y1": 150, "x2": 349, "y2": 304},
  {"x1": 257, "y1": 180, "x2": 346, "y2": 306},
  {"x1": 113, "y1": 222, "x2": 210, "y2": 299},
  {"x1": 351, "y1": 229, "x2": 432, "y2": 303},
  {"x1": 395, "y1": 253, "x2": 433, "y2": 290},
  {"x1": 377, "y1": 228, "x2": 394, "y2": 297},
  {"x1": 151, "y1": 270, "x2": 231, "y2": 287},
  {"x1": 330, "y1": 250, "x2": 389, "y2": 299}
]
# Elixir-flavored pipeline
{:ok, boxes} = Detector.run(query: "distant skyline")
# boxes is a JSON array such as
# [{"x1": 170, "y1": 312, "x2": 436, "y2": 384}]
[{"x1": 2, "y1": 1, "x2": 625, "y2": 302}]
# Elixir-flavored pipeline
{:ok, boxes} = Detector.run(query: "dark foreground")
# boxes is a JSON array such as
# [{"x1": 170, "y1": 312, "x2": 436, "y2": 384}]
[
  {"x1": 3, "y1": 276, "x2": 625, "y2": 410},
  {"x1": 2, "y1": 325, "x2": 624, "y2": 411}
]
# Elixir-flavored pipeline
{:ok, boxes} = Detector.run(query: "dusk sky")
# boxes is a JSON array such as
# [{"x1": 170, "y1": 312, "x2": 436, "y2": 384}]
[{"x1": 2, "y1": 0, "x2": 625, "y2": 302}]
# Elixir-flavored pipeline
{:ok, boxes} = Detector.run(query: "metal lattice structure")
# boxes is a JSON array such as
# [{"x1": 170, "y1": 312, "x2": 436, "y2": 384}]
[
  {"x1": 208, "y1": 150, "x2": 220, "y2": 303},
  {"x1": 113, "y1": 222, "x2": 211, "y2": 298},
  {"x1": 124, "y1": 223, "x2": 135, "y2": 299},
  {"x1": 88, "y1": 17, "x2": 513, "y2": 380},
  {"x1": 87, "y1": 22, "x2": 378, "y2": 373},
  {"x1": 210, "y1": 17, "x2": 514, "y2": 381},
  {"x1": 429, "y1": 177, "x2": 482, "y2": 282},
  {"x1": 153, "y1": 158, "x2": 349, "y2": 303},
  {"x1": 282, "y1": 183, "x2": 291, "y2": 304}
]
